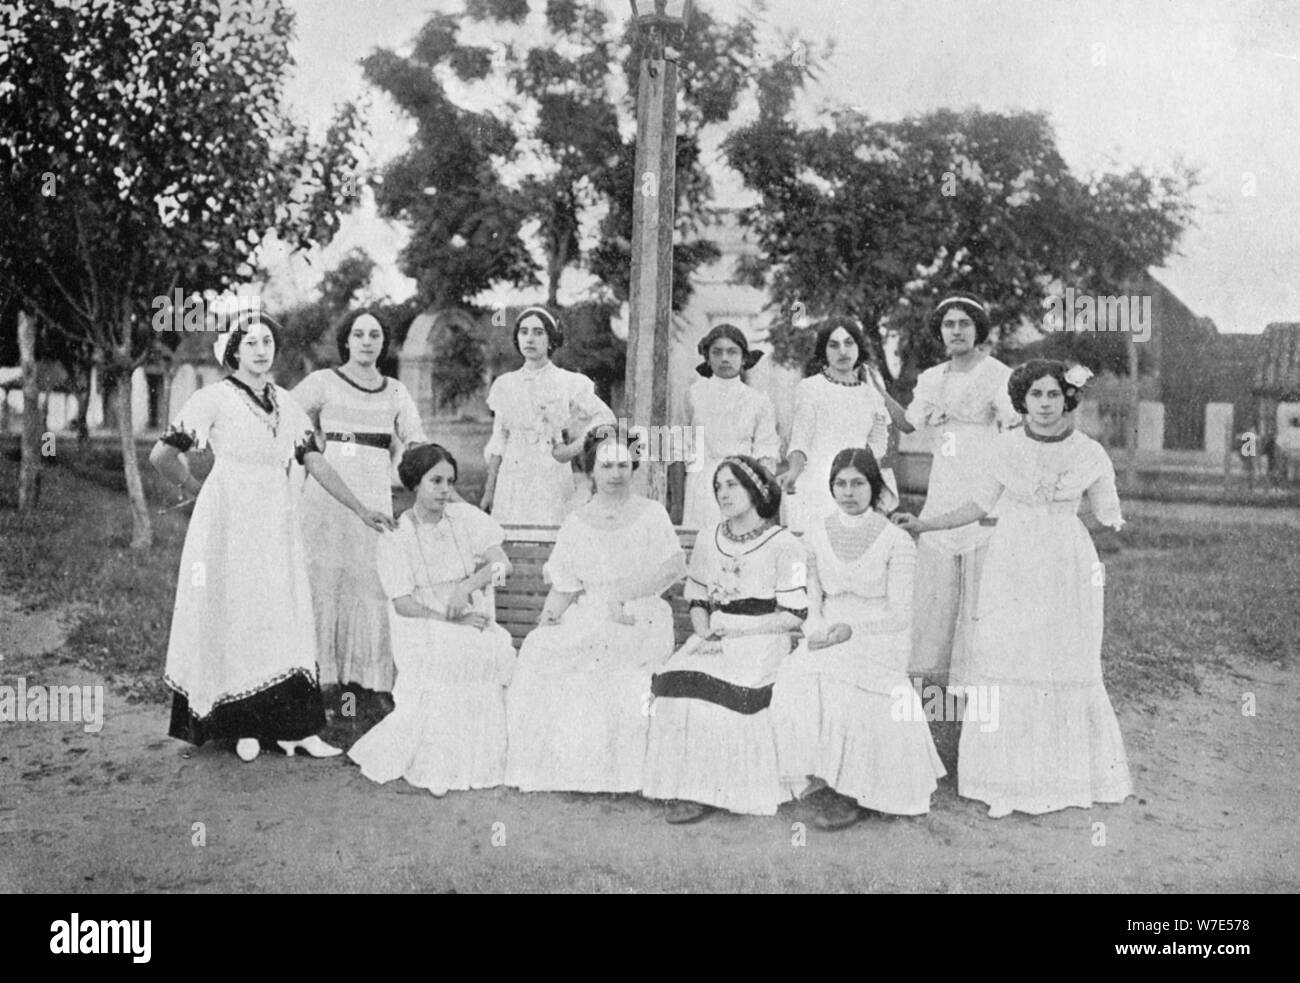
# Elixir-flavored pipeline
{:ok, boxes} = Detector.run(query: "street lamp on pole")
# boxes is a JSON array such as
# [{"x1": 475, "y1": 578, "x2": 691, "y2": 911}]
[{"x1": 625, "y1": 0, "x2": 693, "y2": 508}]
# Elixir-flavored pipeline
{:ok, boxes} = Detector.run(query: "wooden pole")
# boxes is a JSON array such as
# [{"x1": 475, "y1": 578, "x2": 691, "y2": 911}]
[
  {"x1": 625, "y1": 51, "x2": 676, "y2": 506},
  {"x1": 18, "y1": 310, "x2": 41, "y2": 510}
]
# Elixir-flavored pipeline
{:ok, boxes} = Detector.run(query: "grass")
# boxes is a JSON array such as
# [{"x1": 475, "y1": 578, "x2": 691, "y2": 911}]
[{"x1": 2, "y1": 436, "x2": 1297, "y2": 713}]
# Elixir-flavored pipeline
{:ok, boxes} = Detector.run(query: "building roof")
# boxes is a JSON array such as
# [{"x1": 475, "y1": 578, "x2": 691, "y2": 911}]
[{"x1": 1253, "y1": 323, "x2": 1300, "y2": 397}]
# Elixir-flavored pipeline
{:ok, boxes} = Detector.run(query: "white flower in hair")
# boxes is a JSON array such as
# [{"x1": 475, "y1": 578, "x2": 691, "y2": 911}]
[{"x1": 1064, "y1": 365, "x2": 1093, "y2": 389}]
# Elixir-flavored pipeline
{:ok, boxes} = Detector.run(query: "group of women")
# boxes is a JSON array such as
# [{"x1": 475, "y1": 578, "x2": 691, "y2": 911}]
[{"x1": 151, "y1": 294, "x2": 1132, "y2": 830}]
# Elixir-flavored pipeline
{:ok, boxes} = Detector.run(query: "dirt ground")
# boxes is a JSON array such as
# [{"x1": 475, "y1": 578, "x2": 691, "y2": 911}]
[{"x1": 2, "y1": 586, "x2": 1297, "y2": 894}]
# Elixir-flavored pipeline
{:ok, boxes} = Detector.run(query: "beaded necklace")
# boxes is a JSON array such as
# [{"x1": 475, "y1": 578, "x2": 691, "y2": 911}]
[{"x1": 821, "y1": 367, "x2": 862, "y2": 388}]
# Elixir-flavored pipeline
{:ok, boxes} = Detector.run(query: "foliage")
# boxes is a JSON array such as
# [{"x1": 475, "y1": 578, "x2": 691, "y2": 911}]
[{"x1": 724, "y1": 98, "x2": 1199, "y2": 390}]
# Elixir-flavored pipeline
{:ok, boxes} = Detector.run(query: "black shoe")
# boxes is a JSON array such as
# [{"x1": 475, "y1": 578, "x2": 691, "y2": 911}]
[
  {"x1": 665, "y1": 800, "x2": 713, "y2": 824},
  {"x1": 813, "y1": 791, "x2": 861, "y2": 831}
]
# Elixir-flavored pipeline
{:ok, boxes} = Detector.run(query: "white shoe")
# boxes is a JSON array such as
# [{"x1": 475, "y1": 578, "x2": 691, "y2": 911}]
[
  {"x1": 277, "y1": 736, "x2": 343, "y2": 758},
  {"x1": 235, "y1": 738, "x2": 260, "y2": 762}
]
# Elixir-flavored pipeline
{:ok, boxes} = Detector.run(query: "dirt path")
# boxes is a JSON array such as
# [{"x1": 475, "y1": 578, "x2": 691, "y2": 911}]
[{"x1": 2, "y1": 638, "x2": 1295, "y2": 892}]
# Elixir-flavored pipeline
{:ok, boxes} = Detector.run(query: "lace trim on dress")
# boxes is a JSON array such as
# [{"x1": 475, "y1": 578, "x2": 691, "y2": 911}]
[
  {"x1": 164, "y1": 665, "x2": 318, "y2": 716},
  {"x1": 224, "y1": 376, "x2": 281, "y2": 437}
]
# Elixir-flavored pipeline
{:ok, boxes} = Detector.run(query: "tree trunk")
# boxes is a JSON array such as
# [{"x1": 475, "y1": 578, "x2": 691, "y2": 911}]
[
  {"x1": 18, "y1": 310, "x2": 42, "y2": 510},
  {"x1": 111, "y1": 368, "x2": 153, "y2": 549},
  {"x1": 74, "y1": 359, "x2": 91, "y2": 441},
  {"x1": 1124, "y1": 331, "x2": 1140, "y2": 491}
]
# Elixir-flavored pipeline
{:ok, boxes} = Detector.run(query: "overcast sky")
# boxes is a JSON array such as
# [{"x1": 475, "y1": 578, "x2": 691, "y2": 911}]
[{"x1": 269, "y1": 0, "x2": 1300, "y2": 334}]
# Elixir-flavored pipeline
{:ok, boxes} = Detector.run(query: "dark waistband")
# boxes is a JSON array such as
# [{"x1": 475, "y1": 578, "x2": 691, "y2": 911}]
[
  {"x1": 715, "y1": 598, "x2": 778, "y2": 615},
  {"x1": 652, "y1": 671, "x2": 773, "y2": 715},
  {"x1": 325, "y1": 431, "x2": 392, "y2": 450}
]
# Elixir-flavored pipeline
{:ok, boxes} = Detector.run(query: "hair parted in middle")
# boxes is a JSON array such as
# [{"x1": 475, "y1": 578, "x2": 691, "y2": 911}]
[
  {"x1": 808, "y1": 315, "x2": 872, "y2": 376},
  {"x1": 398, "y1": 442, "x2": 459, "y2": 491},
  {"x1": 513, "y1": 306, "x2": 564, "y2": 356},
  {"x1": 580, "y1": 423, "x2": 642, "y2": 473},
  {"x1": 336, "y1": 309, "x2": 391, "y2": 364},
  {"x1": 827, "y1": 446, "x2": 887, "y2": 508},
  {"x1": 714, "y1": 454, "x2": 783, "y2": 521},
  {"x1": 1007, "y1": 358, "x2": 1081, "y2": 414}
]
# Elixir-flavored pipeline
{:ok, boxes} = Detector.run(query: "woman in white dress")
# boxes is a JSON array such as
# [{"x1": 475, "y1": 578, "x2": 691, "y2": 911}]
[
  {"x1": 894, "y1": 360, "x2": 1133, "y2": 817},
  {"x1": 644, "y1": 456, "x2": 807, "y2": 822},
  {"x1": 779, "y1": 317, "x2": 899, "y2": 533},
  {"x1": 348, "y1": 444, "x2": 515, "y2": 795},
  {"x1": 681, "y1": 324, "x2": 780, "y2": 530},
  {"x1": 904, "y1": 293, "x2": 1017, "y2": 683},
  {"x1": 771, "y1": 448, "x2": 946, "y2": 829},
  {"x1": 504, "y1": 427, "x2": 686, "y2": 792},
  {"x1": 149, "y1": 319, "x2": 394, "y2": 763},
  {"x1": 293, "y1": 311, "x2": 428, "y2": 705},
  {"x1": 480, "y1": 307, "x2": 615, "y2": 525}
]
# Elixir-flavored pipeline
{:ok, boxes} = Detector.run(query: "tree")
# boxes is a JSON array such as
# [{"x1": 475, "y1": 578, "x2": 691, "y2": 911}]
[
  {"x1": 724, "y1": 100, "x2": 1198, "y2": 392},
  {"x1": 0, "y1": 0, "x2": 363, "y2": 545},
  {"x1": 366, "y1": 1, "x2": 800, "y2": 314}
]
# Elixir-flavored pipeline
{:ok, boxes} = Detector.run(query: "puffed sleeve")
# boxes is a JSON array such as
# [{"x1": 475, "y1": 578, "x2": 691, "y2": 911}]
[
  {"x1": 375, "y1": 521, "x2": 417, "y2": 600},
  {"x1": 484, "y1": 375, "x2": 508, "y2": 460},
  {"x1": 458, "y1": 501, "x2": 506, "y2": 555},
  {"x1": 569, "y1": 372, "x2": 616, "y2": 428},
  {"x1": 542, "y1": 517, "x2": 584, "y2": 593},
  {"x1": 290, "y1": 370, "x2": 329, "y2": 426},
  {"x1": 904, "y1": 367, "x2": 938, "y2": 430},
  {"x1": 683, "y1": 527, "x2": 715, "y2": 604},
  {"x1": 971, "y1": 434, "x2": 1010, "y2": 513},
  {"x1": 393, "y1": 381, "x2": 428, "y2": 446},
  {"x1": 990, "y1": 364, "x2": 1019, "y2": 429},
  {"x1": 160, "y1": 385, "x2": 219, "y2": 452},
  {"x1": 280, "y1": 390, "x2": 324, "y2": 465},
  {"x1": 787, "y1": 379, "x2": 816, "y2": 460},
  {"x1": 866, "y1": 392, "x2": 891, "y2": 461},
  {"x1": 1084, "y1": 443, "x2": 1125, "y2": 530},
  {"x1": 773, "y1": 534, "x2": 809, "y2": 618},
  {"x1": 751, "y1": 390, "x2": 781, "y2": 461},
  {"x1": 860, "y1": 527, "x2": 915, "y2": 635},
  {"x1": 643, "y1": 501, "x2": 686, "y2": 568}
]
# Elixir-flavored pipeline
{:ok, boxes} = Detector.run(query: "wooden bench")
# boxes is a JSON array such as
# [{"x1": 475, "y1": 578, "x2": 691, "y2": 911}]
[{"x1": 495, "y1": 524, "x2": 699, "y2": 650}]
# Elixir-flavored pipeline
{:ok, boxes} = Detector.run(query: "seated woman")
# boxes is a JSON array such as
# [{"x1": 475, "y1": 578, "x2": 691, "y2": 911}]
[
  {"x1": 504, "y1": 427, "x2": 686, "y2": 793},
  {"x1": 643, "y1": 456, "x2": 807, "y2": 823},
  {"x1": 770, "y1": 448, "x2": 946, "y2": 830},
  {"x1": 348, "y1": 444, "x2": 516, "y2": 796}
]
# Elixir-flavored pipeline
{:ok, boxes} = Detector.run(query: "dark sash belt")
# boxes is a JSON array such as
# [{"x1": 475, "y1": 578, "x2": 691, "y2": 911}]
[
  {"x1": 687, "y1": 597, "x2": 779, "y2": 615},
  {"x1": 325, "y1": 431, "x2": 392, "y2": 450},
  {"x1": 651, "y1": 670, "x2": 773, "y2": 715}
]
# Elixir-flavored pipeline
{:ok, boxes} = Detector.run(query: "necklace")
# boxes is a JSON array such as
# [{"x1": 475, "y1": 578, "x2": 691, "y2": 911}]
[
  {"x1": 821, "y1": 368, "x2": 862, "y2": 388},
  {"x1": 722, "y1": 518, "x2": 771, "y2": 543}
]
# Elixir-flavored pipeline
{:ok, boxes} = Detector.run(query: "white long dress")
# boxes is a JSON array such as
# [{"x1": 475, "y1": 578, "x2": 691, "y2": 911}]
[
  {"x1": 484, "y1": 362, "x2": 615, "y2": 525},
  {"x1": 504, "y1": 498, "x2": 683, "y2": 792},
  {"x1": 771, "y1": 511, "x2": 946, "y2": 814},
  {"x1": 347, "y1": 503, "x2": 514, "y2": 795},
  {"x1": 642, "y1": 524, "x2": 808, "y2": 815},
  {"x1": 161, "y1": 378, "x2": 325, "y2": 744},
  {"x1": 682, "y1": 375, "x2": 780, "y2": 530},
  {"x1": 959, "y1": 428, "x2": 1133, "y2": 815},
  {"x1": 904, "y1": 355, "x2": 1016, "y2": 683},
  {"x1": 293, "y1": 369, "x2": 427, "y2": 691},
  {"x1": 785, "y1": 372, "x2": 896, "y2": 534}
]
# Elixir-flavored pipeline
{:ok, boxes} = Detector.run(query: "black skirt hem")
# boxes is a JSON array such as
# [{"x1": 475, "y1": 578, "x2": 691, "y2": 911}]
[{"x1": 168, "y1": 673, "x2": 326, "y2": 745}]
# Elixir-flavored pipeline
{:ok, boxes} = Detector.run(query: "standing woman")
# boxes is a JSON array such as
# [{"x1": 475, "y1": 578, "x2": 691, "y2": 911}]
[
  {"x1": 779, "y1": 317, "x2": 899, "y2": 534},
  {"x1": 894, "y1": 360, "x2": 1132, "y2": 816},
  {"x1": 770, "y1": 448, "x2": 945, "y2": 830},
  {"x1": 643, "y1": 456, "x2": 807, "y2": 822},
  {"x1": 348, "y1": 444, "x2": 516, "y2": 796},
  {"x1": 480, "y1": 307, "x2": 615, "y2": 524},
  {"x1": 293, "y1": 311, "x2": 428, "y2": 703},
  {"x1": 150, "y1": 317, "x2": 394, "y2": 762},
  {"x1": 681, "y1": 323, "x2": 780, "y2": 530},
  {"x1": 504, "y1": 427, "x2": 686, "y2": 792},
  {"x1": 904, "y1": 292, "x2": 1017, "y2": 683}
]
